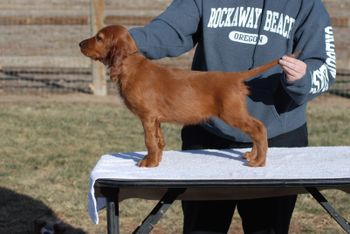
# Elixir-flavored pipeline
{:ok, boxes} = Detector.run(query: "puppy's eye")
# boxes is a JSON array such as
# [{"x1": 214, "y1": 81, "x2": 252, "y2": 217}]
[{"x1": 96, "y1": 35, "x2": 103, "y2": 42}]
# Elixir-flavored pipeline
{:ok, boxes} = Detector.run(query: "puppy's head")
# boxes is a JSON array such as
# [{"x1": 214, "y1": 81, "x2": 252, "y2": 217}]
[{"x1": 79, "y1": 25, "x2": 137, "y2": 78}]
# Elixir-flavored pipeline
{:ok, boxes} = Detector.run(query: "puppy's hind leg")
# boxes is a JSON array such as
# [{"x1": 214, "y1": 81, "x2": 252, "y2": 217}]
[
  {"x1": 220, "y1": 112, "x2": 267, "y2": 167},
  {"x1": 243, "y1": 117, "x2": 268, "y2": 167},
  {"x1": 138, "y1": 117, "x2": 161, "y2": 167}
]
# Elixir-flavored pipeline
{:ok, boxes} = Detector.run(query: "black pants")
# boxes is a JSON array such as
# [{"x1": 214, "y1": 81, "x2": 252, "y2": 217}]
[{"x1": 181, "y1": 124, "x2": 308, "y2": 234}]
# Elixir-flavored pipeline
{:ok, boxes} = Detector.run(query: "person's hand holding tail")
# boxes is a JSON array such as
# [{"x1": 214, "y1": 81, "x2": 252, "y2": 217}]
[{"x1": 279, "y1": 55, "x2": 307, "y2": 83}]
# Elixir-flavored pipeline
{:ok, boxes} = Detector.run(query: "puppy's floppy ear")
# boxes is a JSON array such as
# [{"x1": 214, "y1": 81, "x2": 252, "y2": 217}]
[{"x1": 109, "y1": 40, "x2": 129, "y2": 81}]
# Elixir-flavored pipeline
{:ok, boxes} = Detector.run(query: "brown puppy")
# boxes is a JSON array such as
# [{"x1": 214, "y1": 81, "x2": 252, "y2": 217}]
[{"x1": 80, "y1": 25, "x2": 280, "y2": 167}]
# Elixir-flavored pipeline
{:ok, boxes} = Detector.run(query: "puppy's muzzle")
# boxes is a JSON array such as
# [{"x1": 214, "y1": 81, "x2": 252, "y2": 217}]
[{"x1": 79, "y1": 40, "x2": 88, "y2": 49}]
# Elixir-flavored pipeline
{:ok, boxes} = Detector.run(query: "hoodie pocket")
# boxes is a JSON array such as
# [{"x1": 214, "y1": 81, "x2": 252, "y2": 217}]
[{"x1": 246, "y1": 88, "x2": 284, "y2": 129}]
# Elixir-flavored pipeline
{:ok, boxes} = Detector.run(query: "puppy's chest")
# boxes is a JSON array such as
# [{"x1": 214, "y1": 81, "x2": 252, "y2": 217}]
[
  {"x1": 116, "y1": 78, "x2": 130, "y2": 104},
  {"x1": 116, "y1": 78, "x2": 141, "y2": 112}
]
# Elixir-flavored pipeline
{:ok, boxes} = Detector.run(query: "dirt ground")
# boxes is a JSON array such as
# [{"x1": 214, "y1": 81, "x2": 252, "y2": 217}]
[
  {"x1": 310, "y1": 93, "x2": 350, "y2": 108},
  {"x1": 1, "y1": 92, "x2": 349, "y2": 108},
  {"x1": 0, "y1": 93, "x2": 121, "y2": 105}
]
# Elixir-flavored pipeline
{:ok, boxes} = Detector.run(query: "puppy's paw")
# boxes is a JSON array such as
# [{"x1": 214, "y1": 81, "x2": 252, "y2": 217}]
[
  {"x1": 247, "y1": 159, "x2": 266, "y2": 167},
  {"x1": 138, "y1": 157, "x2": 159, "y2": 168},
  {"x1": 243, "y1": 151, "x2": 253, "y2": 161},
  {"x1": 243, "y1": 150, "x2": 258, "y2": 162}
]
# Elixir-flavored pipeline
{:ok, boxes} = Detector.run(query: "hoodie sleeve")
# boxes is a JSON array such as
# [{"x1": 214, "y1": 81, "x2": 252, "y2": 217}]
[
  {"x1": 281, "y1": 0, "x2": 336, "y2": 105},
  {"x1": 129, "y1": 0, "x2": 201, "y2": 59}
]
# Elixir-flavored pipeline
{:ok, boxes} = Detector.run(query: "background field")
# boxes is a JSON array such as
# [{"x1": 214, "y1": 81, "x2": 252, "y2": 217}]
[{"x1": 0, "y1": 94, "x2": 349, "y2": 234}]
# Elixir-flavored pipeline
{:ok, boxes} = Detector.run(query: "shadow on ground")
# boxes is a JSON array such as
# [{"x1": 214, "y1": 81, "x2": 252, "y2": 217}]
[{"x1": 0, "y1": 187, "x2": 85, "y2": 234}]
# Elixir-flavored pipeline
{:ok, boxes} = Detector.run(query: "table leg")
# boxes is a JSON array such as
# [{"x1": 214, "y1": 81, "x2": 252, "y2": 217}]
[
  {"x1": 103, "y1": 188, "x2": 119, "y2": 234},
  {"x1": 306, "y1": 187, "x2": 350, "y2": 233},
  {"x1": 133, "y1": 188, "x2": 186, "y2": 234}
]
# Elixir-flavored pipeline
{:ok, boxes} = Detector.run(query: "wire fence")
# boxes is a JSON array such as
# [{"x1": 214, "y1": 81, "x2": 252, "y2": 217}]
[
  {"x1": 0, "y1": 0, "x2": 349, "y2": 97},
  {"x1": 0, "y1": 0, "x2": 92, "y2": 94},
  {"x1": 331, "y1": 71, "x2": 350, "y2": 98}
]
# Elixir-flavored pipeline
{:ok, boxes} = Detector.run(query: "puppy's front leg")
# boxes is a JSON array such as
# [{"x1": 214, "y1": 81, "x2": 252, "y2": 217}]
[
  {"x1": 155, "y1": 120, "x2": 165, "y2": 162},
  {"x1": 138, "y1": 117, "x2": 161, "y2": 167}
]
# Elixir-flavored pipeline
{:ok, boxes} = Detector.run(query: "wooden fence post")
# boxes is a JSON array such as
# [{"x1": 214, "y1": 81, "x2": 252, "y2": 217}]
[{"x1": 89, "y1": 0, "x2": 107, "y2": 96}]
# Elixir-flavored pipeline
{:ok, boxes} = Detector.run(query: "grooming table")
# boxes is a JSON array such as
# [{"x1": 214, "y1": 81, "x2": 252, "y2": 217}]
[{"x1": 88, "y1": 146, "x2": 350, "y2": 234}]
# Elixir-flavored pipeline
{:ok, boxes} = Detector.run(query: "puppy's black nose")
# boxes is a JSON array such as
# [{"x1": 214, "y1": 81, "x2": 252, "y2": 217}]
[{"x1": 79, "y1": 40, "x2": 86, "y2": 48}]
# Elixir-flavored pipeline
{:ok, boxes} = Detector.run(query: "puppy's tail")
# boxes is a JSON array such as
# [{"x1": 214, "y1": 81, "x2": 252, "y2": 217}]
[{"x1": 236, "y1": 51, "x2": 301, "y2": 81}]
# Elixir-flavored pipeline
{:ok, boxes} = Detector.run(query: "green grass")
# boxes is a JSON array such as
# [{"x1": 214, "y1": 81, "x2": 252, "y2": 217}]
[{"x1": 0, "y1": 94, "x2": 349, "y2": 233}]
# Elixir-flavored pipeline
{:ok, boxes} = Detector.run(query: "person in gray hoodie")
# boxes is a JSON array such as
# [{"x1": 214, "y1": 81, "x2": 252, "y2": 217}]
[{"x1": 129, "y1": 0, "x2": 336, "y2": 233}]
